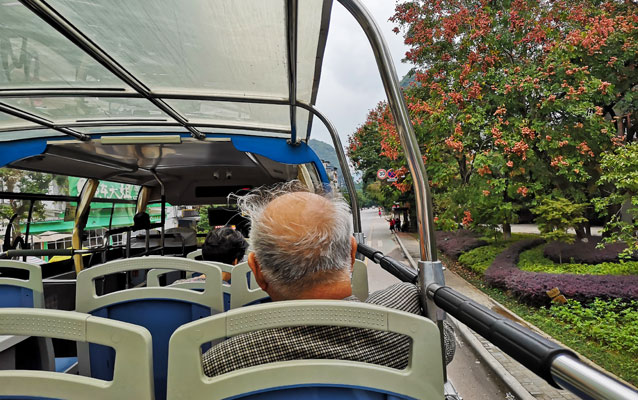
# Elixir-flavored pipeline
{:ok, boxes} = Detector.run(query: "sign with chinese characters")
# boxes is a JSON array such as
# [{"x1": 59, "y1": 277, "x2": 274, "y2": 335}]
[{"x1": 69, "y1": 177, "x2": 140, "y2": 200}]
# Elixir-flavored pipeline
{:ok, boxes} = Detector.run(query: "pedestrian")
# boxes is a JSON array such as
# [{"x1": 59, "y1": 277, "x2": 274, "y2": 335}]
[
  {"x1": 394, "y1": 218, "x2": 401, "y2": 232},
  {"x1": 378, "y1": 208, "x2": 382, "y2": 217},
  {"x1": 389, "y1": 218, "x2": 395, "y2": 233}
]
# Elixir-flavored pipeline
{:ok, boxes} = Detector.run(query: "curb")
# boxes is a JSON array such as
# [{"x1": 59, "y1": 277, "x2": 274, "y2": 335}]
[{"x1": 394, "y1": 233, "x2": 534, "y2": 400}]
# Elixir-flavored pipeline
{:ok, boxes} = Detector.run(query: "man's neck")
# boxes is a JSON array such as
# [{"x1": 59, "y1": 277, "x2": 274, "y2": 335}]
[{"x1": 271, "y1": 279, "x2": 353, "y2": 301}]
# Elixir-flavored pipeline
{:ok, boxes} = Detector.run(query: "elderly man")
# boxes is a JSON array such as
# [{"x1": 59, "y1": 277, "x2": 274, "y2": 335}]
[{"x1": 202, "y1": 182, "x2": 454, "y2": 377}]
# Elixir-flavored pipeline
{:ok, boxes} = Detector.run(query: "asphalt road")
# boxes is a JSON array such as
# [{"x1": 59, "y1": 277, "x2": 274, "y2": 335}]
[{"x1": 360, "y1": 208, "x2": 512, "y2": 399}]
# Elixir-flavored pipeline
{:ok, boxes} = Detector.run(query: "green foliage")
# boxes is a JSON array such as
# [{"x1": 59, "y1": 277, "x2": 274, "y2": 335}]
[
  {"x1": 531, "y1": 197, "x2": 586, "y2": 247},
  {"x1": 538, "y1": 299, "x2": 638, "y2": 356},
  {"x1": 458, "y1": 241, "x2": 512, "y2": 274},
  {"x1": 595, "y1": 142, "x2": 638, "y2": 258},
  {"x1": 0, "y1": 168, "x2": 60, "y2": 237},
  {"x1": 196, "y1": 206, "x2": 211, "y2": 234},
  {"x1": 519, "y1": 246, "x2": 638, "y2": 275}
]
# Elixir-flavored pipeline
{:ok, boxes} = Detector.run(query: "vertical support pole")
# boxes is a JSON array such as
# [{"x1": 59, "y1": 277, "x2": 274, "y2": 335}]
[
  {"x1": 150, "y1": 171, "x2": 166, "y2": 255},
  {"x1": 73, "y1": 179, "x2": 98, "y2": 274},
  {"x1": 302, "y1": 104, "x2": 362, "y2": 234},
  {"x1": 286, "y1": 0, "x2": 299, "y2": 144},
  {"x1": 338, "y1": 0, "x2": 437, "y2": 262},
  {"x1": 23, "y1": 200, "x2": 35, "y2": 262}
]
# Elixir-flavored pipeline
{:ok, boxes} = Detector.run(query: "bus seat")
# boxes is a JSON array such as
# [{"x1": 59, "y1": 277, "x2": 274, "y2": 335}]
[
  {"x1": 147, "y1": 261, "x2": 269, "y2": 311},
  {"x1": 228, "y1": 262, "x2": 270, "y2": 309},
  {"x1": 0, "y1": 260, "x2": 44, "y2": 308},
  {"x1": 166, "y1": 301, "x2": 444, "y2": 400},
  {"x1": 352, "y1": 260, "x2": 369, "y2": 301},
  {"x1": 76, "y1": 256, "x2": 223, "y2": 400},
  {"x1": 0, "y1": 261, "x2": 74, "y2": 373},
  {"x1": 185, "y1": 249, "x2": 201, "y2": 260},
  {"x1": 0, "y1": 308, "x2": 154, "y2": 400},
  {"x1": 147, "y1": 262, "x2": 233, "y2": 311}
]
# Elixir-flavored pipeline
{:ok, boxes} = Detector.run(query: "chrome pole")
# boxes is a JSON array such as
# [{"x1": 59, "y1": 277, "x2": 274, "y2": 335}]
[
  {"x1": 298, "y1": 104, "x2": 362, "y2": 234},
  {"x1": 551, "y1": 355, "x2": 638, "y2": 400},
  {"x1": 337, "y1": 0, "x2": 437, "y2": 262}
]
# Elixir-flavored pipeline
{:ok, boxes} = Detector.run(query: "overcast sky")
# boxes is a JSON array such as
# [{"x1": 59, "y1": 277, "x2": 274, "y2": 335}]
[{"x1": 311, "y1": 0, "x2": 413, "y2": 151}]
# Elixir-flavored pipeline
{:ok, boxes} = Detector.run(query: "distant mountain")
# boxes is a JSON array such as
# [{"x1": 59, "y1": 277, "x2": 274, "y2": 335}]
[{"x1": 308, "y1": 139, "x2": 345, "y2": 184}]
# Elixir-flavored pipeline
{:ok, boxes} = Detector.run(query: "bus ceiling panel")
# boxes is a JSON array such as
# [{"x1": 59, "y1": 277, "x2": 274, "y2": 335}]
[
  {"x1": 159, "y1": 166, "x2": 289, "y2": 206},
  {"x1": 0, "y1": 0, "x2": 128, "y2": 90},
  {"x1": 9, "y1": 153, "x2": 140, "y2": 183}
]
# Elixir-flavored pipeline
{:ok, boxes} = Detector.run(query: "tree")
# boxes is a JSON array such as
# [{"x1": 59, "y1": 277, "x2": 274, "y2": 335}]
[
  {"x1": 595, "y1": 142, "x2": 638, "y2": 258},
  {"x1": 0, "y1": 168, "x2": 65, "y2": 240},
  {"x1": 370, "y1": 0, "x2": 635, "y2": 236},
  {"x1": 532, "y1": 197, "x2": 587, "y2": 263}
]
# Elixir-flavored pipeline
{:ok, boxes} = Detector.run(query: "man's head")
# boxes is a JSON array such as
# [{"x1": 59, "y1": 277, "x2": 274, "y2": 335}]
[
  {"x1": 239, "y1": 182, "x2": 356, "y2": 301},
  {"x1": 202, "y1": 227, "x2": 248, "y2": 265}
]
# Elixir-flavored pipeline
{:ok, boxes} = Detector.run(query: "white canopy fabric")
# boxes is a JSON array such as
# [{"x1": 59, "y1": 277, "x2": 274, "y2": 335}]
[{"x1": 0, "y1": 0, "x2": 332, "y2": 142}]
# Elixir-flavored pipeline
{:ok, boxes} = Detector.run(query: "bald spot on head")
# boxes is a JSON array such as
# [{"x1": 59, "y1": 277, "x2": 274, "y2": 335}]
[{"x1": 262, "y1": 192, "x2": 335, "y2": 245}]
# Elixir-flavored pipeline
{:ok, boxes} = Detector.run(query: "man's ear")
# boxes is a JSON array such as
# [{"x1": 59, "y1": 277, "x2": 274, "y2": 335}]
[
  {"x1": 350, "y1": 236, "x2": 358, "y2": 271},
  {"x1": 248, "y1": 252, "x2": 268, "y2": 292}
]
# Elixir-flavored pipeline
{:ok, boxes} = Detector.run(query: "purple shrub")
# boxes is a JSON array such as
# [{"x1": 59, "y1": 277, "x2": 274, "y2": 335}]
[
  {"x1": 544, "y1": 238, "x2": 637, "y2": 264},
  {"x1": 485, "y1": 239, "x2": 638, "y2": 306},
  {"x1": 435, "y1": 230, "x2": 487, "y2": 259}
]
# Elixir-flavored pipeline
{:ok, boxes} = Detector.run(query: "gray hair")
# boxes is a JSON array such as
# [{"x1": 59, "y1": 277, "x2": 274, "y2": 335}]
[{"x1": 238, "y1": 181, "x2": 354, "y2": 294}]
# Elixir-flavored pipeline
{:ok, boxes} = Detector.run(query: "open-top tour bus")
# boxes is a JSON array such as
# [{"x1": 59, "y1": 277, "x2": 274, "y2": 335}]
[{"x1": 0, "y1": 0, "x2": 636, "y2": 399}]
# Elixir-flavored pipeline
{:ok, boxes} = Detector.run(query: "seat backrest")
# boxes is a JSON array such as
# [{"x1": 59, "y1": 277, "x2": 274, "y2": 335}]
[
  {"x1": 167, "y1": 301, "x2": 444, "y2": 400},
  {"x1": 228, "y1": 261, "x2": 269, "y2": 309},
  {"x1": 0, "y1": 260, "x2": 44, "y2": 308},
  {"x1": 186, "y1": 249, "x2": 201, "y2": 260},
  {"x1": 352, "y1": 259, "x2": 369, "y2": 301},
  {"x1": 76, "y1": 256, "x2": 223, "y2": 400},
  {"x1": 0, "y1": 308, "x2": 154, "y2": 400},
  {"x1": 147, "y1": 262, "x2": 233, "y2": 311}
]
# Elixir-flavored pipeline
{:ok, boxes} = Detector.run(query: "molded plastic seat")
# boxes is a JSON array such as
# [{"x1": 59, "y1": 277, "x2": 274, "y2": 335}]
[
  {"x1": 351, "y1": 259, "x2": 369, "y2": 301},
  {"x1": 76, "y1": 256, "x2": 224, "y2": 400},
  {"x1": 0, "y1": 260, "x2": 74, "y2": 372},
  {"x1": 185, "y1": 249, "x2": 201, "y2": 260},
  {"x1": 167, "y1": 301, "x2": 444, "y2": 400},
  {"x1": 147, "y1": 261, "x2": 269, "y2": 311},
  {"x1": 0, "y1": 308, "x2": 154, "y2": 400},
  {"x1": 0, "y1": 260, "x2": 44, "y2": 308}
]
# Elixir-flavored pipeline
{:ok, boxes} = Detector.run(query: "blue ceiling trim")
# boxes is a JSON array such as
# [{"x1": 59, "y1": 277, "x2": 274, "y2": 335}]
[{"x1": 0, "y1": 140, "x2": 48, "y2": 168}]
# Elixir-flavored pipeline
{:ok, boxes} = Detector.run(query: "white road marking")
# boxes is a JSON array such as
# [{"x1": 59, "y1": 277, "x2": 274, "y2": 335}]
[{"x1": 377, "y1": 240, "x2": 383, "y2": 248}]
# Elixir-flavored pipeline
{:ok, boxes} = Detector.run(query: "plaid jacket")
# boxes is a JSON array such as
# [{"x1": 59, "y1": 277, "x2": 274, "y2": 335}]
[{"x1": 202, "y1": 282, "x2": 454, "y2": 377}]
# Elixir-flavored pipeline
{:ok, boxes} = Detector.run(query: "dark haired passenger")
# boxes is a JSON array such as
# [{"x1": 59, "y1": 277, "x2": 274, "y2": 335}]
[{"x1": 176, "y1": 226, "x2": 248, "y2": 283}]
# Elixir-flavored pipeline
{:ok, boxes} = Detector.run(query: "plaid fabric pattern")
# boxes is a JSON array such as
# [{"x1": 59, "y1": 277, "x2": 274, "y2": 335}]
[{"x1": 202, "y1": 282, "x2": 453, "y2": 377}]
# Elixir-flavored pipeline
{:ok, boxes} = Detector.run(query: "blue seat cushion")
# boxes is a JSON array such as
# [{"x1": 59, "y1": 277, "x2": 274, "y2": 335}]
[
  {"x1": 54, "y1": 357, "x2": 77, "y2": 373},
  {"x1": 89, "y1": 299, "x2": 211, "y2": 400},
  {"x1": 229, "y1": 386, "x2": 414, "y2": 399},
  {"x1": 0, "y1": 285, "x2": 34, "y2": 308}
]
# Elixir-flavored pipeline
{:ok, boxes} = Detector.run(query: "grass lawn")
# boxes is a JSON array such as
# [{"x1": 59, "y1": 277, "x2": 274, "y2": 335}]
[{"x1": 443, "y1": 237, "x2": 638, "y2": 386}]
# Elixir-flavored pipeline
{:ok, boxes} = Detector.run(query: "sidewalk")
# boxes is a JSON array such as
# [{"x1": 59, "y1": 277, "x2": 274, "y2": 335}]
[{"x1": 394, "y1": 231, "x2": 578, "y2": 400}]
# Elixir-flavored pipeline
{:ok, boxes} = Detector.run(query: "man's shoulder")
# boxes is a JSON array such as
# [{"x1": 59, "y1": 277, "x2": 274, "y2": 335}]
[{"x1": 364, "y1": 282, "x2": 422, "y2": 314}]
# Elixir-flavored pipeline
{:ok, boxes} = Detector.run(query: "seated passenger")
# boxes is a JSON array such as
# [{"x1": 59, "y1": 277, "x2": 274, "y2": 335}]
[
  {"x1": 178, "y1": 227, "x2": 248, "y2": 282},
  {"x1": 202, "y1": 182, "x2": 455, "y2": 377}
]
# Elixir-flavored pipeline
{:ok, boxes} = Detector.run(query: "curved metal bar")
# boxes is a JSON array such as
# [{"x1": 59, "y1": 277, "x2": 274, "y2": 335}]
[
  {"x1": 297, "y1": 103, "x2": 362, "y2": 234},
  {"x1": 286, "y1": 0, "x2": 299, "y2": 144},
  {"x1": 551, "y1": 355, "x2": 638, "y2": 400},
  {"x1": 337, "y1": 0, "x2": 437, "y2": 262},
  {"x1": 19, "y1": 0, "x2": 206, "y2": 141},
  {"x1": 0, "y1": 101, "x2": 89, "y2": 141}
]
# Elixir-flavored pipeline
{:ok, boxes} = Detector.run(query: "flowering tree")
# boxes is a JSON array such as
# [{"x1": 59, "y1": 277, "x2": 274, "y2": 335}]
[{"x1": 349, "y1": 0, "x2": 637, "y2": 237}]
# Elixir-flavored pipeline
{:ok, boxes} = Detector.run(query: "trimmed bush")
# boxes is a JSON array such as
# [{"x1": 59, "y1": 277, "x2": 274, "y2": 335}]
[
  {"x1": 435, "y1": 230, "x2": 487, "y2": 259},
  {"x1": 544, "y1": 238, "x2": 637, "y2": 264},
  {"x1": 520, "y1": 246, "x2": 638, "y2": 275},
  {"x1": 484, "y1": 239, "x2": 638, "y2": 306}
]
